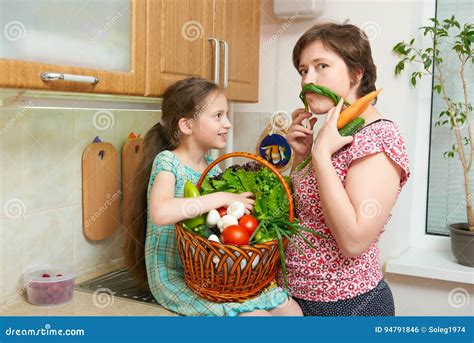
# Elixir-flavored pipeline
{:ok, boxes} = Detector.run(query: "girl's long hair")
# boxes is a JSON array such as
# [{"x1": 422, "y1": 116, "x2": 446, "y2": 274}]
[{"x1": 123, "y1": 77, "x2": 221, "y2": 283}]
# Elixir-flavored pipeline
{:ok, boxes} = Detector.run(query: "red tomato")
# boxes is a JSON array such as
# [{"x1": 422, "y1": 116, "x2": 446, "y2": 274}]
[
  {"x1": 216, "y1": 207, "x2": 227, "y2": 217},
  {"x1": 221, "y1": 225, "x2": 249, "y2": 246},
  {"x1": 239, "y1": 214, "x2": 259, "y2": 235}
]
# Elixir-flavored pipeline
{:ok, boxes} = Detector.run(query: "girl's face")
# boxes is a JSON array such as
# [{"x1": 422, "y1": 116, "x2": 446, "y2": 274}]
[
  {"x1": 192, "y1": 91, "x2": 231, "y2": 150},
  {"x1": 298, "y1": 40, "x2": 360, "y2": 114}
]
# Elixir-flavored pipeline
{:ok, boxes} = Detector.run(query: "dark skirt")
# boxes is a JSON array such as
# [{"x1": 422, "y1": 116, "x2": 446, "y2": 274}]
[{"x1": 293, "y1": 279, "x2": 395, "y2": 316}]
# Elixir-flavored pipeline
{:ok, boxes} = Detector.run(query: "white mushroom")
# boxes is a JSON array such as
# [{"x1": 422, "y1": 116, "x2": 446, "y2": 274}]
[
  {"x1": 208, "y1": 234, "x2": 220, "y2": 243},
  {"x1": 206, "y1": 209, "x2": 221, "y2": 228},
  {"x1": 217, "y1": 215, "x2": 238, "y2": 232},
  {"x1": 226, "y1": 201, "x2": 246, "y2": 219}
]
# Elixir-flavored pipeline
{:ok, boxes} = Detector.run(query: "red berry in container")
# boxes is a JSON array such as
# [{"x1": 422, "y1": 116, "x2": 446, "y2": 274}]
[{"x1": 42, "y1": 273, "x2": 50, "y2": 278}]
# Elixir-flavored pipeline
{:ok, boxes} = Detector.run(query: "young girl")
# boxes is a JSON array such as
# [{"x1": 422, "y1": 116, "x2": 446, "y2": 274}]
[
  {"x1": 280, "y1": 22, "x2": 411, "y2": 316},
  {"x1": 124, "y1": 77, "x2": 302, "y2": 316}
]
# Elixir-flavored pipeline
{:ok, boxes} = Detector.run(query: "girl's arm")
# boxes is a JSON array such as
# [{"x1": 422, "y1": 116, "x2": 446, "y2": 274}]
[
  {"x1": 312, "y1": 151, "x2": 402, "y2": 258},
  {"x1": 149, "y1": 171, "x2": 254, "y2": 226}
]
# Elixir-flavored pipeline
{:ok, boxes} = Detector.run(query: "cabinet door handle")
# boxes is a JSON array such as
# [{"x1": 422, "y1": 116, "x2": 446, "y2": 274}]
[
  {"x1": 208, "y1": 38, "x2": 220, "y2": 85},
  {"x1": 40, "y1": 72, "x2": 99, "y2": 85},
  {"x1": 220, "y1": 40, "x2": 229, "y2": 88}
]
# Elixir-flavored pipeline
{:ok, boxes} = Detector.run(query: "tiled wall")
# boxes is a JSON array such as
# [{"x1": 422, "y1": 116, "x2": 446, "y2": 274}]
[
  {"x1": 232, "y1": 112, "x2": 272, "y2": 155},
  {"x1": 0, "y1": 93, "x2": 161, "y2": 302}
]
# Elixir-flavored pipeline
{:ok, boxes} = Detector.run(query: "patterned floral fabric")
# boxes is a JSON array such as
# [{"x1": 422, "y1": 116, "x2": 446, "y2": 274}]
[{"x1": 277, "y1": 119, "x2": 410, "y2": 302}]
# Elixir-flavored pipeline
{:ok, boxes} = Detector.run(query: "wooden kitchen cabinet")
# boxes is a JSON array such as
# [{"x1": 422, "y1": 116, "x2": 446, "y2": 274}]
[
  {"x1": 0, "y1": 0, "x2": 146, "y2": 96},
  {"x1": 0, "y1": 0, "x2": 260, "y2": 102},
  {"x1": 145, "y1": 0, "x2": 214, "y2": 97},
  {"x1": 145, "y1": 0, "x2": 260, "y2": 102},
  {"x1": 214, "y1": 0, "x2": 260, "y2": 102}
]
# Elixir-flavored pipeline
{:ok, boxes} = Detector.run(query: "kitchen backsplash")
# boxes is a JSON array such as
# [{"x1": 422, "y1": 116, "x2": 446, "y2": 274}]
[
  {"x1": 0, "y1": 92, "x2": 161, "y2": 303},
  {"x1": 0, "y1": 94, "x2": 275, "y2": 304}
]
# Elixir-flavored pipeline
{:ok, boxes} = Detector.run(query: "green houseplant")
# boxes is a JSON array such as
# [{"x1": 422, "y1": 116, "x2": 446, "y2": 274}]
[{"x1": 393, "y1": 15, "x2": 473, "y2": 266}]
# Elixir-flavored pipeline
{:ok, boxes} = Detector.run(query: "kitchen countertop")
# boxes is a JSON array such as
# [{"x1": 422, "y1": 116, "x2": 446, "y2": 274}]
[
  {"x1": 0, "y1": 290, "x2": 175, "y2": 316},
  {"x1": 0, "y1": 266, "x2": 176, "y2": 317}
]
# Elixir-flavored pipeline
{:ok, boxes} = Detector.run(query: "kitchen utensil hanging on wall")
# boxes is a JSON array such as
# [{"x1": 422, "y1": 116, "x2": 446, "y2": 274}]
[
  {"x1": 82, "y1": 137, "x2": 120, "y2": 241},
  {"x1": 121, "y1": 132, "x2": 144, "y2": 229},
  {"x1": 256, "y1": 111, "x2": 293, "y2": 172}
]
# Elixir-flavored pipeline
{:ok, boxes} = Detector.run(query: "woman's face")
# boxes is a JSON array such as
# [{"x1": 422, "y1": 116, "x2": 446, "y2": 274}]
[
  {"x1": 193, "y1": 91, "x2": 231, "y2": 150},
  {"x1": 298, "y1": 40, "x2": 360, "y2": 114}
]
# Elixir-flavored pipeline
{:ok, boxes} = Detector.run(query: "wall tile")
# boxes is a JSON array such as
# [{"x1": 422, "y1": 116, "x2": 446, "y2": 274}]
[
  {"x1": 23, "y1": 207, "x2": 74, "y2": 272},
  {"x1": 0, "y1": 217, "x2": 23, "y2": 299},
  {"x1": 23, "y1": 109, "x2": 74, "y2": 213},
  {"x1": 115, "y1": 110, "x2": 153, "y2": 153},
  {"x1": 0, "y1": 108, "x2": 25, "y2": 219},
  {"x1": 73, "y1": 205, "x2": 123, "y2": 273},
  {"x1": 150, "y1": 111, "x2": 161, "y2": 129}
]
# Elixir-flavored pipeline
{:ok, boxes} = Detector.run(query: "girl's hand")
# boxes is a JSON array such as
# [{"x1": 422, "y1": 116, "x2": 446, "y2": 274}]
[
  {"x1": 223, "y1": 192, "x2": 255, "y2": 211},
  {"x1": 312, "y1": 99, "x2": 354, "y2": 159},
  {"x1": 287, "y1": 108, "x2": 318, "y2": 158}
]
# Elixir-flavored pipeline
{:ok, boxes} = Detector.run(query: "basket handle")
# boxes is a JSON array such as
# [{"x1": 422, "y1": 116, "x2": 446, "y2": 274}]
[{"x1": 196, "y1": 152, "x2": 294, "y2": 222}]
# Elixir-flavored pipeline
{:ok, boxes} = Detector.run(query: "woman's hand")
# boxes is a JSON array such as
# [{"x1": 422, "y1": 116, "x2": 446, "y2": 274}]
[
  {"x1": 222, "y1": 192, "x2": 255, "y2": 211},
  {"x1": 287, "y1": 108, "x2": 318, "y2": 158},
  {"x1": 312, "y1": 99, "x2": 354, "y2": 159}
]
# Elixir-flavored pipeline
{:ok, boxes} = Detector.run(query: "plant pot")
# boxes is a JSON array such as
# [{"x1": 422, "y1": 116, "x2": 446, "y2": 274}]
[{"x1": 449, "y1": 223, "x2": 474, "y2": 267}]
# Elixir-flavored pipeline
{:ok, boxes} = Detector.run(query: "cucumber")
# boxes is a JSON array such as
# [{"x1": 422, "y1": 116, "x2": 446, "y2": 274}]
[{"x1": 338, "y1": 117, "x2": 365, "y2": 136}]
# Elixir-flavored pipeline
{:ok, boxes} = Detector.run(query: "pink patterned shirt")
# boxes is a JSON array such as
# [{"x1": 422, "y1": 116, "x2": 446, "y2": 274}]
[{"x1": 277, "y1": 119, "x2": 410, "y2": 302}]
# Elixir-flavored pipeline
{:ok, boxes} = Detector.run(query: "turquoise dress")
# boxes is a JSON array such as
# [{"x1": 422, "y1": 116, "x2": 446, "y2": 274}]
[{"x1": 145, "y1": 150, "x2": 288, "y2": 316}]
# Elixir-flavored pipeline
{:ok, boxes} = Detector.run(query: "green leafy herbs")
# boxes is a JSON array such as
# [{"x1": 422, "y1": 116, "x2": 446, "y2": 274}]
[
  {"x1": 200, "y1": 162, "x2": 326, "y2": 289},
  {"x1": 201, "y1": 163, "x2": 290, "y2": 223}
]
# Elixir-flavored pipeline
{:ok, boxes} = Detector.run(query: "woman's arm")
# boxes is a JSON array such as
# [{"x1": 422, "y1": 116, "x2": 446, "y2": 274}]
[
  {"x1": 311, "y1": 99, "x2": 403, "y2": 257},
  {"x1": 312, "y1": 151, "x2": 402, "y2": 257},
  {"x1": 149, "y1": 171, "x2": 254, "y2": 226}
]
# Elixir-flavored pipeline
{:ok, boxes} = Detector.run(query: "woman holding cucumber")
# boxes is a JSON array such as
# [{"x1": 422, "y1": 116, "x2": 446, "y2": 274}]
[{"x1": 281, "y1": 22, "x2": 411, "y2": 316}]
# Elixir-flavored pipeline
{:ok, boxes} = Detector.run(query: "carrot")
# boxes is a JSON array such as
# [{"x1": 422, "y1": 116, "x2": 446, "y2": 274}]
[{"x1": 337, "y1": 88, "x2": 383, "y2": 129}]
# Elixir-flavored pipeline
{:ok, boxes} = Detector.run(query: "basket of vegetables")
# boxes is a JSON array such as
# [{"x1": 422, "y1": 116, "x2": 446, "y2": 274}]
[{"x1": 176, "y1": 152, "x2": 320, "y2": 302}]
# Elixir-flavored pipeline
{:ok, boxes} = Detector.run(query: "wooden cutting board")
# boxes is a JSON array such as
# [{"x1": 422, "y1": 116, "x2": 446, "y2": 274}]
[
  {"x1": 121, "y1": 138, "x2": 144, "y2": 226},
  {"x1": 82, "y1": 142, "x2": 120, "y2": 241}
]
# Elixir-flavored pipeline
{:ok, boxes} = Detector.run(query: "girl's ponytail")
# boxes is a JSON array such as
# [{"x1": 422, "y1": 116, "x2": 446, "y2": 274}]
[
  {"x1": 123, "y1": 122, "x2": 171, "y2": 283},
  {"x1": 123, "y1": 77, "x2": 221, "y2": 283}
]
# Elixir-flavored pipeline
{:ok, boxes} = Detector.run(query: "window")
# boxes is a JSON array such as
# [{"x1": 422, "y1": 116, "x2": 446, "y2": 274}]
[{"x1": 426, "y1": 0, "x2": 473, "y2": 235}]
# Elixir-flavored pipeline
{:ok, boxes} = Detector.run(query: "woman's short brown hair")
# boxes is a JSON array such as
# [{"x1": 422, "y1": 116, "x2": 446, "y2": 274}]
[{"x1": 293, "y1": 22, "x2": 377, "y2": 99}]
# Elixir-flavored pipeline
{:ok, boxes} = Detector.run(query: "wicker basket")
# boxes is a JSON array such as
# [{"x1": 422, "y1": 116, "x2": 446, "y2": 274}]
[{"x1": 175, "y1": 152, "x2": 294, "y2": 302}]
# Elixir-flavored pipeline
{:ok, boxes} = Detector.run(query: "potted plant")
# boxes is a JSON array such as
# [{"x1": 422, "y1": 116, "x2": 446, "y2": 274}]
[{"x1": 392, "y1": 15, "x2": 473, "y2": 267}]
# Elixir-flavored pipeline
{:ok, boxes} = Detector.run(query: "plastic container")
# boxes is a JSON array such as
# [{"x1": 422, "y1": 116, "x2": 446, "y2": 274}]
[{"x1": 24, "y1": 266, "x2": 75, "y2": 306}]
